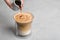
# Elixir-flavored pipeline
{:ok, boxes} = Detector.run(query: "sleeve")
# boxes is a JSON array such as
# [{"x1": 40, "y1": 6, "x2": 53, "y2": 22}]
[
  {"x1": 10, "y1": 0, "x2": 14, "y2": 3},
  {"x1": 11, "y1": 0, "x2": 19, "y2": 11}
]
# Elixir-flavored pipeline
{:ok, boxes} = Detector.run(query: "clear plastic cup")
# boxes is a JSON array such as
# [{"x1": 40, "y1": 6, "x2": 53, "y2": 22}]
[{"x1": 14, "y1": 12, "x2": 34, "y2": 36}]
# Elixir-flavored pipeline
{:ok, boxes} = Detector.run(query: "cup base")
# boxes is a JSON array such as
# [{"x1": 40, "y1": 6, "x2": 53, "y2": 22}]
[{"x1": 16, "y1": 30, "x2": 31, "y2": 36}]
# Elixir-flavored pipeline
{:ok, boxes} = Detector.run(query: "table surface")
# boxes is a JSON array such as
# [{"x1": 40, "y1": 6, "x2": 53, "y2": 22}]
[{"x1": 0, "y1": 0, "x2": 60, "y2": 40}]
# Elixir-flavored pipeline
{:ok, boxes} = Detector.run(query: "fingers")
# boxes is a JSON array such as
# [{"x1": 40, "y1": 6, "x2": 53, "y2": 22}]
[{"x1": 21, "y1": 0, "x2": 24, "y2": 7}]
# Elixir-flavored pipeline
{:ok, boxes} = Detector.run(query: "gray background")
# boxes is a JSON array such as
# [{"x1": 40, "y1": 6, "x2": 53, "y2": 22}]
[{"x1": 0, "y1": 0, "x2": 60, "y2": 40}]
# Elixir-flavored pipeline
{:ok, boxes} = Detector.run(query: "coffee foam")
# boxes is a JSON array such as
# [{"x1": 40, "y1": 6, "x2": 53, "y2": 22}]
[{"x1": 14, "y1": 12, "x2": 33, "y2": 23}]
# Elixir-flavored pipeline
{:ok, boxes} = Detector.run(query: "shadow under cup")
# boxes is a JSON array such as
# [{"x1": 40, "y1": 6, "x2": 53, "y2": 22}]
[{"x1": 13, "y1": 12, "x2": 34, "y2": 36}]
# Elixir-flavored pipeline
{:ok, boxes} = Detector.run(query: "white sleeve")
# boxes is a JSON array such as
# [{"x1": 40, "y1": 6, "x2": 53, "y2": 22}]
[
  {"x1": 11, "y1": 0, "x2": 19, "y2": 11},
  {"x1": 10, "y1": 0, "x2": 14, "y2": 3}
]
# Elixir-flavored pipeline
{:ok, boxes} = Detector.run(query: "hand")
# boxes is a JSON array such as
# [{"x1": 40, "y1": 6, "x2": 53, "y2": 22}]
[
  {"x1": 20, "y1": 0, "x2": 24, "y2": 8},
  {"x1": 4, "y1": 0, "x2": 24, "y2": 10}
]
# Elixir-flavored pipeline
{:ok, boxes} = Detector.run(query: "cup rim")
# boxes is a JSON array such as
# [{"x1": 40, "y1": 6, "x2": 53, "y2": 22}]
[{"x1": 13, "y1": 12, "x2": 34, "y2": 24}]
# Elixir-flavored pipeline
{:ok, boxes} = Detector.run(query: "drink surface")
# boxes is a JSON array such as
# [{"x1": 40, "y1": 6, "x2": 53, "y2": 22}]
[{"x1": 14, "y1": 12, "x2": 33, "y2": 23}]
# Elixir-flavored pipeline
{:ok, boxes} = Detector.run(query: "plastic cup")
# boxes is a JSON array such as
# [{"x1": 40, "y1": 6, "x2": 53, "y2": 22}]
[{"x1": 14, "y1": 12, "x2": 34, "y2": 36}]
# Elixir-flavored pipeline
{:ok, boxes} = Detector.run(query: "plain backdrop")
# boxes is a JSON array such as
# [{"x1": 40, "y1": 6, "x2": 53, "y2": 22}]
[{"x1": 0, "y1": 0, "x2": 60, "y2": 40}]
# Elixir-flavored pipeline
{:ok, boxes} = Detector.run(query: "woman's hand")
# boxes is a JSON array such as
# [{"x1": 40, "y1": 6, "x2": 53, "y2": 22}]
[{"x1": 4, "y1": 0, "x2": 24, "y2": 10}]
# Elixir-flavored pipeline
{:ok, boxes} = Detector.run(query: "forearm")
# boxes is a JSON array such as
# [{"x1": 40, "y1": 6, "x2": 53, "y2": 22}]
[
  {"x1": 4, "y1": 0, "x2": 24, "y2": 11},
  {"x1": 4, "y1": 0, "x2": 13, "y2": 8}
]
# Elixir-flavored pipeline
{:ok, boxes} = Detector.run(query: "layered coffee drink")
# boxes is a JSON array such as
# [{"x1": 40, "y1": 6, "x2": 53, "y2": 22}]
[{"x1": 14, "y1": 12, "x2": 33, "y2": 36}]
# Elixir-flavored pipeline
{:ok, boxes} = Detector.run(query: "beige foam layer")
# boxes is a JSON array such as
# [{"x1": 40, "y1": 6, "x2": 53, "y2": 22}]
[{"x1": 14, "y1": 12, "x2": 33, "y2": 23}]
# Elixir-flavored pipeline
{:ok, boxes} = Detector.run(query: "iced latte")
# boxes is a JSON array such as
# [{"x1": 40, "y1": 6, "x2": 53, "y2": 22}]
[{"x1": 14, "y1": 12, "x2": 33, "y2": 36}]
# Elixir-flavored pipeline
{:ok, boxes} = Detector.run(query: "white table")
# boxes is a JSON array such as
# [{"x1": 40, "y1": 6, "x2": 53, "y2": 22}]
[{"x1": 0, "y1": 0, "x2": 60, "y2": 40}]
